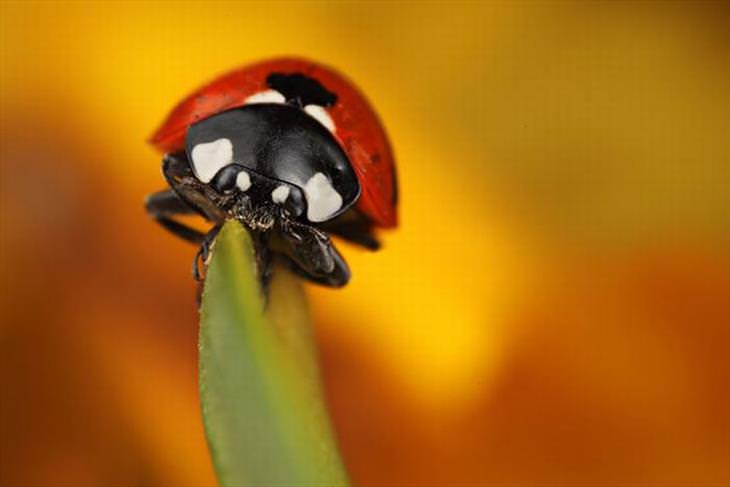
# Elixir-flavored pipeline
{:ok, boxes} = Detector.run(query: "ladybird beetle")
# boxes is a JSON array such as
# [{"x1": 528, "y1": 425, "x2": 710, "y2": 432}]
[{"x1": 145, "y1": 58, "x2": 397, "y2": 287}]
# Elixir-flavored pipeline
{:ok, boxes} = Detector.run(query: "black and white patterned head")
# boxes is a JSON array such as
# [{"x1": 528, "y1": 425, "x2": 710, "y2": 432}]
[{"x1": 184, "y1": 77, "x2": 360, "y2": 223}]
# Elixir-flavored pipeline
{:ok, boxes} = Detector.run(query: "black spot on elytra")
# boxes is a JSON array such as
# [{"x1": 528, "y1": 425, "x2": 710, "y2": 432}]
[{"x1": 267, "y1": 72, "x2": 337, "y2": 107}]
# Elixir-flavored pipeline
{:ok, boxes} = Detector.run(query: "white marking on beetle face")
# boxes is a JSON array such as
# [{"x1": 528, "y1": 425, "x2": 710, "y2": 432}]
[
  {"x1": 236, "y1": 171, "x2": 251, "y2": 191},
  {"x1": 304, "y1": 104, "x2": 335, "y2": 132},
  {"x1": 271, "y1": 185, "x2": 290, "y2": 204},
  {"x1": 191, "y1": 138, "x2": 234, "y2": 183},
  {"x1": 303, "y1": 172, "x2": 342, "y2": 222},
  {"x1": 244, "y1": 89, "x2": 286, "y2": 105}
]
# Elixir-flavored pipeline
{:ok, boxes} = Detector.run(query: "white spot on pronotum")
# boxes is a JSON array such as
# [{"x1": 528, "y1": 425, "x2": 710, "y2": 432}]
[
  {"x1": 190, "y1": 138, "x2": 233, "y2": 183},
  {"x1": 304, "y1": 104, "x2": 335, "y2": 132},
  {"x1": 303, "y1": 172, "x2": 342, "y2": 222},
  {"x1": 236, "y1": 171, "x2": 251, "y2": 191},
  {"x1": 244, "y1": 89, "x2": 286, "y2": 105},
  {"x1": 271, "y1": 185, "x2": 290, "y2": 204}
]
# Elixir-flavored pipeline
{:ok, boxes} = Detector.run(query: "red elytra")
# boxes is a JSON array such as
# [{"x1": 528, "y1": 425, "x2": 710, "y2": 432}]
[{"x1": 149, "y1": 58, "x2": 397, "y2": 228}]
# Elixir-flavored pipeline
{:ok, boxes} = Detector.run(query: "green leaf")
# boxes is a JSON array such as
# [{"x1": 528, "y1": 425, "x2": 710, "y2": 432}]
[{"x1": 199, "y1": 220, "x2": 350, "y2": 487}]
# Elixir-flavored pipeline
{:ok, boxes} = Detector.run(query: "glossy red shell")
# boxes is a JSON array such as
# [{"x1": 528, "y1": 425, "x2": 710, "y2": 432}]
[{"x1": 149, "y1": 58, "x2": 397, "y2": 228}]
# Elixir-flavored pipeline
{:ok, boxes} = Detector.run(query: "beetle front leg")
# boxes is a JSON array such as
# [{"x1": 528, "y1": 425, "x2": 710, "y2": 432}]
[
  {"x1": 162, "y1": 153, "x2": 229, "y2": 223},
  {"x1": 145, "y1": 189, "x2": 206, "y2": 245},
  {"x1": 192, "y1": 225, "x2": 223, "y2": 281},
  {"x1": 322, "y1": 215, "x2": 380, "y2": 250},
  {"x1": 278, "y1": 218, "x2": 350, "y2": 287}
]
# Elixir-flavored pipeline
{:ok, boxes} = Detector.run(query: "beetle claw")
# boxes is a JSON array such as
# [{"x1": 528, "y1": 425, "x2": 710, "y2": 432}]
[{"x1": 191, "y1": 225, "x2": 222, "y2": 282}]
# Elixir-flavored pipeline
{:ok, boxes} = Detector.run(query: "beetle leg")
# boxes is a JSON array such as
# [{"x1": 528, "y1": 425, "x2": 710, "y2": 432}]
[
  {"x1": 320, "y1": 210, "x2": 380, "y2": 250},
  {"x1": 192, "y1": 225, "x2": 222, "y2": 281},
  {"x1": 145, "y1": 189, "x2": 205, "y2": 244},
  {"x1": 278, "y1": 217, "x2": 350, "y2": 287},
  {"x1": 192, "y1": 225, "x2": 223, "y2": 304},
  {"x1": 280, "y1": 253, "x2": 350, "y2": 287},
  {"x1": 162, "y1": 153, "x2": 229, "y2": 223},
  {"x1": 145, "y1": 188, "x2": 196, "y2": 214},
  {"x1": 324, "y1": 221, "x2": 380, "y2": 250}
]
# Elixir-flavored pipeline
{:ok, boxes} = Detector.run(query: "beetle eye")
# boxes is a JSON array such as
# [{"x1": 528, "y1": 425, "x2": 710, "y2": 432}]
[{"x1": 209, "y1": 164, "x2": 243, "y2": 194}]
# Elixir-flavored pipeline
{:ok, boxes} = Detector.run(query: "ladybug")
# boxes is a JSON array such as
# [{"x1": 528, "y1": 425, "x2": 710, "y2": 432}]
[{"x1": 145, "y1": 58, "x2": 397, "y2": 287}]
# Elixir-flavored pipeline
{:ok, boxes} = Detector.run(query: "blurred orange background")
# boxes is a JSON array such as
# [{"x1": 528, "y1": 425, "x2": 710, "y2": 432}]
[{"x1": 1, "y1": 1, "x2": 729, "y2": 486}]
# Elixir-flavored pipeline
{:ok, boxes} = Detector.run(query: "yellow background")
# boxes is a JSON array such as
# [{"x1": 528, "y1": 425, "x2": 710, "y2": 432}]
[{"x1": 1, "y1": 1, "x2": 728, "y2": 485}]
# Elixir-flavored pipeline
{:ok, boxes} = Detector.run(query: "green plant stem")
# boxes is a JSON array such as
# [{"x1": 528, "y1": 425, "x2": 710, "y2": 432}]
[{"x1": 199, "y1": 220, "x2": 349, "y2": 486}]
